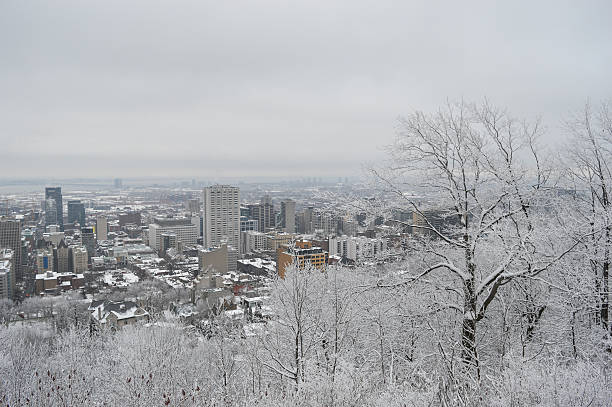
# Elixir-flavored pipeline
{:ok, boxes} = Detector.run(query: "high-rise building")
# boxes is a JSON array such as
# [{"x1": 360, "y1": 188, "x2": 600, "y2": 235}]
[
  {"x1": 96, "y1": 215, "x2": 108, "y2": 241},
  {"x1": 45, "y1": 187, "x2": 63, "y2": 231},
  {"x1": 201, "y1": 185, "x2": 240, "y2": 249},
  {"x1": 0, "y1": 249, "x2": 15, "y2": 299},
  {"x1": 113, "y1": 178, "x2": 123, "y2": 189},
  {"x1": 81, "y1": 227, "x2": 96, "y2": 260},
  {"x1": 44, "y1": 199, "x2": 58, "y2": 227},
  {"x1": 190, "y1": 214, "x2": 202, "y2": 238},
  {"x1": 248, "y1": 195, "x2": 275, "y2": 232},
  {"x1": 0, "y1": 216, "x2": 22, "y2": 281},
  {"x1": 314, "y1": 211, "x2": 338, "y2": 235},
  {"x1": 240, "y1": 217, "x2": 258, "y2": 232},
  {"x1": 71, "y1": 246, "x2": 88, "y2": 273},
  {"x1": 297, "y1": 206, "x2": 314, "y2": 234},
  {"x1": 36, "y1": 249, "x2": 54, "y2": 273},
  {"x1": 55, "y1": 240, "x2": 71, "y2": 273},
  {"x1": 280, "y1": 200, "x2": 296, "y2": 233},
  {"x1": 67, "y1": 200, "x2": 86, "y2": 227}
]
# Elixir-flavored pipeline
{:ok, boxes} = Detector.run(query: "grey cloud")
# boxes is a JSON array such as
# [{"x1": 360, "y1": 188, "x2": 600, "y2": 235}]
[{"x1": 0, "y1": 0, "x2": 610, "y2": 178}]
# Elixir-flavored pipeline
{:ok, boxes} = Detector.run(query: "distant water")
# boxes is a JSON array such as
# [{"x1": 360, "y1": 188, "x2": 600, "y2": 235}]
[{"x1": 0, "y1": 181, "x2": 112, "y2": 194}]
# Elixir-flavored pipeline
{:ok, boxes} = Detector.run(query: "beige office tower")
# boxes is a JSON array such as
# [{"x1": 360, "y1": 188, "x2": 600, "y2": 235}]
[
  {"x1": 56, "y1": 240, "x2": 71, "y2": 273},
  {"x1": 96, "y1": 215, "x2": 108, "y2": 241},
  {"x1": 72, "y1": 246, "x2": 89, "y2": 274},
  {"x1": 201, "y1": 185, "x2": 240, "y2": 250}
]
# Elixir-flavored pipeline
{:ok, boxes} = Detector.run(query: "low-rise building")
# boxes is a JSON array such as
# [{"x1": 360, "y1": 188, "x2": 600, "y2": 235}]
[
  {"x1": 199, "y1": 244, "x2": 228, "y2": 275},
  {"x1": 89, "y1": 300, "x2": 149, "y2": 329},
  {"x1": 148, "y1": 218, "x2": 197, "y2": 251},
  {"x1": 277, "y1": 240, "x2": 328, "y2": 278},
  {"x1": 266, "y1": 232, "x2": 295, "y2": 251},
  {"x1": 329, "y1": 235, "x2": 387, "y2": 262},
  {"x1": 241, "y1": 230, "x2": 267, "y2": 254},
  {"x1": 237, "y1": 258, "x2": 276, "y2": 276},
  {"x1": 35, "y1": 271, "x2": 84, "y2": 295}
]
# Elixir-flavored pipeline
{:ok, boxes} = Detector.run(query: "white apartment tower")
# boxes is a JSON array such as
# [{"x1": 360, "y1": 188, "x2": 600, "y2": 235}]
[{"x1": 202, "y1": 185, "x2": 240, "y2": 250}]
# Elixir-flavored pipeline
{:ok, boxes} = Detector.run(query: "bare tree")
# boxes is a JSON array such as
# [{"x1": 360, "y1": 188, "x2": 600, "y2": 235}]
[
  {"x1": 566, "y1": 101, "x2": 612, "y2": 334},
  {"x1": 372, "y1": 101, "x2": 583, "y2": 374},
  {"x1": 259, "y1": 263, "x2": 325, "y2": 389}
]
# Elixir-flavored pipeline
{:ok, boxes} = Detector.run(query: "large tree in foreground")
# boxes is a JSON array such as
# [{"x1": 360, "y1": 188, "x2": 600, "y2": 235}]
[
  {"x1": 566, "y1": 102, "x2": 612, "y2": 334},
  {"x1": 374, "y1": 101, "x2": 583, "y2": 373}
]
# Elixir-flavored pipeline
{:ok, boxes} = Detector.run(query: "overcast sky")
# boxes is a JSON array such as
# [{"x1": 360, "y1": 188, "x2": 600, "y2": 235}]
[{"x1": 1, "y1": 0, "x2": 610, "y2": 179}]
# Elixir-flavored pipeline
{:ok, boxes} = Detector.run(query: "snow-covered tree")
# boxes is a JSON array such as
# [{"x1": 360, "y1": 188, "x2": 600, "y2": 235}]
[{"x1": 372, "y1": 101, "x2": 585, "y2": 376}]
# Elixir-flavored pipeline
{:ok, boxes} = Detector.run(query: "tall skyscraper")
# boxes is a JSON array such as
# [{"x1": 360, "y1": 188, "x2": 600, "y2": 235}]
[
  {"x1": 96, "y1": 215, "x2": 108, "y2": 241},
  {"x1": 45, "y1": 187, "x2": 63, "y2": 231},
  {"x1": 280, "y1": 200, "x2": 296, "y2": 233},
  {"x1": 67, "y1": 200, "x2": 86, "y2": 227},
  {"x1": 202, "y1": 185, "x2": 240, "y2": 249},
  {"x1": 44, "y1": 199, "x2": 57, "y2": 227},
  {"x1": 0, "y1": 216, "x2": 22, "y2": 282}
]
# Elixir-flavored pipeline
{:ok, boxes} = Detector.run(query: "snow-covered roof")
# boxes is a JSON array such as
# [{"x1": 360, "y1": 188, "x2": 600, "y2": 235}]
[{"x1": 89, "y1": 300, "x2": 148, "y2": 324}]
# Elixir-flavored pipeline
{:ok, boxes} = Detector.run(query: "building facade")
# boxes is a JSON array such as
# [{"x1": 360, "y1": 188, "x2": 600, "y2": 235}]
[
  {"x1": 328, "y1": 235, "x2": 387, "y2": 262},
  {"x1": 240, "y1": 230, "x2": 267, "y2": 254},
  {"x1": 81, "y1": 227, "x2": 96, "y2": 259},
  {"x1": 277, "y1": 240, "x2": 328, "y2": 278},
  {"x1": 72, "y1": 246, "x2": 88, "y2": 274},
  {"x1": 67, "y1": 200, "x2": 86, "y2": 227},
  {"x1": 36, "y1": 249, "x2": 54, "y2": 273},
  {"x1": 96, "y1": 215, "x2": 108, "y2": 241},
  {"x1": 0, "y1": 249, "x2": 14, "y2": 299},
  {"x1": 202, "y1": 185, "x2": 240, "y2": 250},
  {"x1": 45, "y1": 187, "x2": 63, "y2": 231},
  {"x1": 148, "y1": 218, "x2": 197, "y2": 251},
  {"x1": 280, "y1": 200, "x2": 296, "y2": 233},
  {"x1": 0, "y1": 216, "x2": 22, "y2": 281}
]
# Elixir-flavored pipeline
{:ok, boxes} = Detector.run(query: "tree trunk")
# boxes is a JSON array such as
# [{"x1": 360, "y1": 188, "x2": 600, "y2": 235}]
[
  {"x1": 462, "y1": 237, "x2": 479, "y2": 372},
  {"x1": 602, "y1": 253, "x2": 609, "y2": 333},
  {"x1": 461, "y1": 276, "x2": 478, "y2": 371}
]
